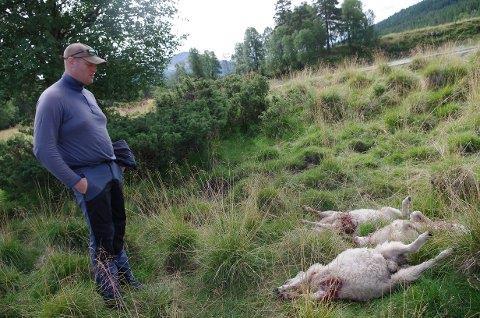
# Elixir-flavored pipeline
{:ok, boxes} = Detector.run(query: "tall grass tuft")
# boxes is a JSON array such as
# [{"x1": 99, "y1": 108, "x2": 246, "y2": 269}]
[
  {"x1": 198, "y1": 211, "x2": 271, "y2": 291},
  {"x1": 163, "y1": 217, "x2": 198, "y2": 272},
  {"x1": 424, "y1": 59, "x2": 468, "y2": 89},
  {"x1": 386, "y1": 68, "x2": 419, "y2": 94},
  {"x1": 0, "y1": 236, "x2": 38, "y2": 272}
]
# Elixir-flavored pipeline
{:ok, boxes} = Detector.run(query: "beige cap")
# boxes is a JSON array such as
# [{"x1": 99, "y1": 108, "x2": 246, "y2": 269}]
[{"x1": 63, "y1": 43, "x2": 106, "y2": 64}]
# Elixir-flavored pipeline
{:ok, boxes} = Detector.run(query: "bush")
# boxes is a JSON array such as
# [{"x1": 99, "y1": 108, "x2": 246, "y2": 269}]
[
  {"x1": 108, "y1": 75, "x2": 271, "y2": 171},
  {"x1": 0, "y1": 99, "x2": 19, "y2": 130},
  {"x1": 220, "y1": 74, "x2": 270, "y2": 133},
  {"x1": 260, "y1": 94, "x2": 302, "y2": 139},
  {"x1": 0, "y1": 135, "x2": 61, "y2": 201}
]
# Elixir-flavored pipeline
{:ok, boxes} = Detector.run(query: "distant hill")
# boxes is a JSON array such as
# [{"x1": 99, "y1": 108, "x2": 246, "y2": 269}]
[
  {"x1": 164, "y1": 52, "x2": 235, "y2": 79},
  {"x1": 376, "y1": 0, "x2": 480, "y2": 36}
]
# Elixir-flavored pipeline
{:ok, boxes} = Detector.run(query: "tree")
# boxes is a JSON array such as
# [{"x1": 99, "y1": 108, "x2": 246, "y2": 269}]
[
  {"x1": 315, "y1": 0, "x2": 341, "y2": 50},
  {"x1": 274, "y1": 0, "x2": 292, "y2": 26},
  {"x1": 202, "y1": 51, "x2": 221, "y2": 79},
  {"x1": 265, "y1": 3, "x2": 326, "y2": 75},
  {"x1": 232, "y1": 27, "x2": 265, "y2": 74},
  {"x1": 341, "y1": 0, "x2": 375, "y2": 50},
  {"x1": 189, "y1": 48, "x2": 204, "y2": 78},
  {"x1": 0, "y1": 0, "x2": 180, "y2": 120}
]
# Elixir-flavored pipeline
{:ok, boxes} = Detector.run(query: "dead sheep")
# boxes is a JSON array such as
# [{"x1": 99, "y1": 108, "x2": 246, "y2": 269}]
[
  {"x1": 275, "y1": 232, "x2": 452, "y2": 301},
  {"x1": 302, "y1": 196, "x2": 412, "y2": 235},
  {"x1": 354, "y1": 211, "x2": 468, "y2": 247}
]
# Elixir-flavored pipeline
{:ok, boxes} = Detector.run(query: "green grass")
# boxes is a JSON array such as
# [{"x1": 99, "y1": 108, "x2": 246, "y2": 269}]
[{"x1": 3, "y1": 51, "x2": 480, "y2": 316}]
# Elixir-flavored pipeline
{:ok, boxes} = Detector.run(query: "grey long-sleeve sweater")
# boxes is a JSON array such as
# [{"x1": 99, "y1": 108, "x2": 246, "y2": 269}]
[{"x1": 33, "y1": 74, "x2": 115, "y2": 188}]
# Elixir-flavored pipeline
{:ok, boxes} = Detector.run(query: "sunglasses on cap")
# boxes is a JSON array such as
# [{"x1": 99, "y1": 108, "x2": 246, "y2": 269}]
[{"x1": 68, "y1": 49, "x2": 99, "y2": 58}]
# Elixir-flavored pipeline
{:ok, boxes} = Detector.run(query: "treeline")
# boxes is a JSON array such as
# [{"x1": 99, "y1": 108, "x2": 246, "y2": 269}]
[
  {"x1": 233, "y1": 0, "x2": 376, "y2": 76},
  {"x1": 171, "y1": 49, "x2": 222, "y2": 82},
  {"x1": 376, "y1": 0, "x2": 480, "y2": 36}
]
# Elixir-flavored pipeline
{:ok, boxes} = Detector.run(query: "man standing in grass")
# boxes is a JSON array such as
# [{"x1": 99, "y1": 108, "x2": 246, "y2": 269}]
[{"x1": 33, "y1": 43, "x2": 141, "y2": 307}]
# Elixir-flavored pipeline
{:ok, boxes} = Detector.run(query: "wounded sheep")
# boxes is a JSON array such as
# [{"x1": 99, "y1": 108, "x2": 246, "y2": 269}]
[
  {"x1": 275, "y1": 232, "x2": 452, "y2": 301},
  {"x1": 354, "y1": 211, "x2": 468, "y2": 246},
  {"x1": 302, "y1": 196, "x2": 412, "y2": 235}
]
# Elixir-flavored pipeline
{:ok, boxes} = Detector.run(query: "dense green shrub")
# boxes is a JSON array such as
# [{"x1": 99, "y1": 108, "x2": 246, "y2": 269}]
[
  {"x1": 108, "y1": 75, "x2": 270, "y2": 171},
  {"x1": 0, "y1": 135, "x2": 61, "y2": 201},
  {"x1": 0, "y1": 99, "x2": 19, "y2": 130},
  {"x1": 260, "y1": 94, "x2": 302, "y2": 139},
  {"x1": 220, "y1": 74, "x2": 269, "y2": 133}
]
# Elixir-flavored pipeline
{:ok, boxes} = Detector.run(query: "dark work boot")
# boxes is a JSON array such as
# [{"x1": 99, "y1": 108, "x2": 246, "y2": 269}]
[{"x1": 119, "y1": 270, "x2": 144, "y2": 290}]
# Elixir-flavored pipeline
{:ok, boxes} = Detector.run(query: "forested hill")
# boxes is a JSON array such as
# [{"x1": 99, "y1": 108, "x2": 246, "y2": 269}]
[{"x1": 376, "y1": 0, "x2": 480, "y2": 35}]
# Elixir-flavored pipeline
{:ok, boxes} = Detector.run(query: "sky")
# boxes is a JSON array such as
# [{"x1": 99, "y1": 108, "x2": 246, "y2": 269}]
[{"x1": 172, "y1": 0, "x2": 423, "y2": 60}]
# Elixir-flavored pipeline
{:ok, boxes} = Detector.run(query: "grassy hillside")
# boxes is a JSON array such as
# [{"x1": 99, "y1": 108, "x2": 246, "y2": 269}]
[
  {"x1": 1, "y1": 48, "x2": 480, "y2": 317},
  {"x1": 379, "y1": 16, "x2": 480, "y2": 57},
  {"x1": 376, "y1": 0, "x2": 480, "y2": 36}
]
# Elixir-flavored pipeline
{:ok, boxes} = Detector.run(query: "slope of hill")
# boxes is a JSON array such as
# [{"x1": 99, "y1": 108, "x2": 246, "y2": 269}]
[
  {"x1": 1, "y1": 47, "x2": 480, "y2": 316},
  {"x1": 376, "y1": 0, "x2": 480, "y2": 35},
  {"x1": 379, "y1": 17, "x2": 480, "y2": 56}
]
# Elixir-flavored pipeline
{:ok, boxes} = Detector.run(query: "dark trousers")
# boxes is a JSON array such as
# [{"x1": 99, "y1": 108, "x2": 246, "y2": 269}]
[{"x1": 78, "y1": 179, "x2": 133, "y2": 299}]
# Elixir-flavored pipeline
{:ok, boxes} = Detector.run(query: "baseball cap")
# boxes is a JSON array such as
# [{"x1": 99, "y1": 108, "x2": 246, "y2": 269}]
[{"x1": 63, "y1": 43, "x2": 106, "y2": 64}]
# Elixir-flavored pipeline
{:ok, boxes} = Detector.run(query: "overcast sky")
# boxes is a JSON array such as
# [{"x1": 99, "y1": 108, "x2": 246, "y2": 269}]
[{"x1": 173, "y1": 0, "x2": 423, "y2": 59}]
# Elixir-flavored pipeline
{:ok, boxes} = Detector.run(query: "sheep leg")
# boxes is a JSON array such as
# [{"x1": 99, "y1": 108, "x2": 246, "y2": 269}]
[
  {"x1": 390, "y1": 248, "x2": 453, "y2": 285},
  {"x1": 403, "y1": 231, "x2": 431, "y2": 253},
  {"x1": 302, "y1": 205, "x2": 338, "y2": 219},
  {"x1": 302, "y1": 220, "x2": 335, "y2": 230},
  {"x1": 376, "y1": 232, "x2": 431, "y2": 260},
  {"x1": 401, "y1": 196, "x2": 412, "y2": 217}
]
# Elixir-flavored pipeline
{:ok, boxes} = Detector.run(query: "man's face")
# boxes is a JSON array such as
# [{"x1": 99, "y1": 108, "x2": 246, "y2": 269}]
[{"x1": 69, "y1": 57, "x2": 98, "y2": 85}]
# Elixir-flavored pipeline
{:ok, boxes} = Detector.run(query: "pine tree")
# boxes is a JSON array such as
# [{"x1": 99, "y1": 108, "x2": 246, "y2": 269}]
[
  {"x1": 315, "y1": 0, "x2": 341, "y2": 50},
  {"x1": 189, "y1": 48, "x2": 204, "y2": 78},
  {"x1": 274, "y1": 0, "x2": 292, "y2": 26}
]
